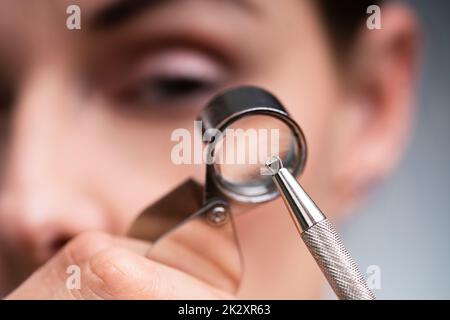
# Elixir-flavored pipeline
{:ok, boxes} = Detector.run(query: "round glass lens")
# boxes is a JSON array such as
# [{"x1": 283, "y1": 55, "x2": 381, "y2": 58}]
[{"x1": 212, "y1": 114, "x2": 301, "y2": 201}]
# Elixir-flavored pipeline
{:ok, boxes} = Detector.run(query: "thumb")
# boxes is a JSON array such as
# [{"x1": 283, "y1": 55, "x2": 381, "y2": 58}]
[
  {"x1": 86, "y1": 246, "x2": 235, "y2": 299},
  {"x1": 7, "y1": 231, "x2": 235, "y2": 299}
]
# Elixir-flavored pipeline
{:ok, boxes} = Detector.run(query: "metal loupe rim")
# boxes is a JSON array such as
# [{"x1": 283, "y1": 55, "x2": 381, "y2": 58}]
[{"x1": 198, "y1": 86, "x2": 308, "y2": 204}]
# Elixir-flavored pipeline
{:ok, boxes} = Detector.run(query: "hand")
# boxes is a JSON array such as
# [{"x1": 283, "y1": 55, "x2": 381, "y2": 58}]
[{"x1": 6, "y1": 231, "x2": 235, "y2": 299}]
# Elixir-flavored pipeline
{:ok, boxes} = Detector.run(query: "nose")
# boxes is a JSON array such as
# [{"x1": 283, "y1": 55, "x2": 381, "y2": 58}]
[
  {"x1": 0, "y1": 68, "x2": 107, "y2": 264},
  {"x1": 0, "y1": 192, "x2": 106, "y2": 264}
]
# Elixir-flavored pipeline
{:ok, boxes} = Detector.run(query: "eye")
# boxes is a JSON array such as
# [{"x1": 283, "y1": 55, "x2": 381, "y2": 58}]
[
  {"x1": 134, "y1": 73, "x2": 217, "y2": 104},
  {"x1": 111, "y1": 49, "x2": 229, "y2": 109}
]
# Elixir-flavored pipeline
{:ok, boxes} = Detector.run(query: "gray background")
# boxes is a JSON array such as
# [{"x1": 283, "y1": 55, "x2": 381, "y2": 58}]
[{"x1": 342, "y1": 0, "x2": 450, "y2": 299}]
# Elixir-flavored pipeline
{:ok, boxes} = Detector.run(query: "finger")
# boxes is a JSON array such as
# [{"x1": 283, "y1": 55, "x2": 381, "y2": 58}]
[
  {"x1": 6, "y1": 231, "x2": 115, "y2": 299},
  {"x1": 113, "y1": 236, "x2": 151, "y2": 256},
  {"x1": 85, "y1": 246, "x2": 235, "y2": 299},
  {"x1": 144, "y1": 217, "x2": 241, "y2": 293}
]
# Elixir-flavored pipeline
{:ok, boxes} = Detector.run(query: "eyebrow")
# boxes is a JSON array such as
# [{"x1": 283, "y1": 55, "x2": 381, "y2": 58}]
[{"x1": 89, "y1": 0, "x2": 259, "y2": 31}]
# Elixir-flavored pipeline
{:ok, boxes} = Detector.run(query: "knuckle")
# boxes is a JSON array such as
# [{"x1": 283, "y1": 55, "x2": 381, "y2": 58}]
[
  {"x1": 87, "y1": 247, "x2": 135, "y2": 298},
  {"x1": 85, "y1": 248, "x2": 165, "y2": 299}
]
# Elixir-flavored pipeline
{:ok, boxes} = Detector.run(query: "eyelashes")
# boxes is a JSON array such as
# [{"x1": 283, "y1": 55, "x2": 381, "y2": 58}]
[
  {"x1": 127, "y1": 74, "x2": 218, "y2": 105},
  {"x1": 150, "y1": 76, "x2": 210, "y2": 97}
]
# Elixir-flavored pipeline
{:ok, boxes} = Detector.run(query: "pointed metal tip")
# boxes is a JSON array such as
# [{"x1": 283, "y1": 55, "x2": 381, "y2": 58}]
[{"x1": 265, "y1": 156, "x2": 284, "y2": 175}]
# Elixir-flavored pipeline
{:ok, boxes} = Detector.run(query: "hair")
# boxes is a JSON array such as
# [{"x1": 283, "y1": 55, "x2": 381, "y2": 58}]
[{"x1": 317, "y1": 0, "x2": 383, "y2": 60}]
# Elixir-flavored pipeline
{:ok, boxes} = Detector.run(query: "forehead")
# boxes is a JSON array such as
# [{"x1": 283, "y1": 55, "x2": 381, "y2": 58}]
[
  {"x1": 0, "y1": 0, "x2": 315, "y2": 29},
  {"x1": 0, "y1": 0, "x2": 323, "y2": 68}
]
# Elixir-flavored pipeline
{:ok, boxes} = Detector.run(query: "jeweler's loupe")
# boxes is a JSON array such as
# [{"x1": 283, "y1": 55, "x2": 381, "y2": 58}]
[
  {"x1": 200, "y1": 86, "x2": 307, "y2": 204},
  {"x1": 128, "y1": 86, "x2": 307, "y2": 293}
]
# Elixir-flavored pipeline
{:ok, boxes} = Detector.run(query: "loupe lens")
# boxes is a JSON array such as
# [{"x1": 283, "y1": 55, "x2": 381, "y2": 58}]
[
  {"x1": 212, "y1": 114, "x2": 301, "y2": 202},
  {"x1": 199, "y1": 86, "x2": 307, "y2": 203}
]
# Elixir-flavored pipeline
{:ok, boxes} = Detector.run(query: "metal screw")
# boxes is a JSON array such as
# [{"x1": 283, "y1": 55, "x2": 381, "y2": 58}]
[{"x1": 207, "y1": 206, "x2": 228, "y2": 226}]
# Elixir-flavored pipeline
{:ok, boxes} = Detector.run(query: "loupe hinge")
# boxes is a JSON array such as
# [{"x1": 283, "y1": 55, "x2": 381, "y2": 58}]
[
  {"x1": 203, "y1": 164, "x2": 231, "y2": 226},
  {"x1": 206, "y1": 205, "x2": 229, "y2": 226}
]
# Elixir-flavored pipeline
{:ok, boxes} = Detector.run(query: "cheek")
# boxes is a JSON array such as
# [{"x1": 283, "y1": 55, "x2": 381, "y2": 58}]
[
  {"x1": 235, "y1": 52, "x2": 342, "y2": 215},
  {"x1": 68, "y1": 103, "x2": 201, "y2": 234},
  {"x1": 287, "y1": 82, "x2": 342, "y2": 214}
]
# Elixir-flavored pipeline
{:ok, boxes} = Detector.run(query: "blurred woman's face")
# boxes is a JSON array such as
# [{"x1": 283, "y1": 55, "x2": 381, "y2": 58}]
[{"x1": 0, "y1": 0, "x2": 399, "y2": 297}]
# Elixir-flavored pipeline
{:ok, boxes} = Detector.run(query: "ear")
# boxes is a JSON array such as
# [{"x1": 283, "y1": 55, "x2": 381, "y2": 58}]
[{"x1": 331, "y1": 3, "x2": 421, "y2": 213}]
